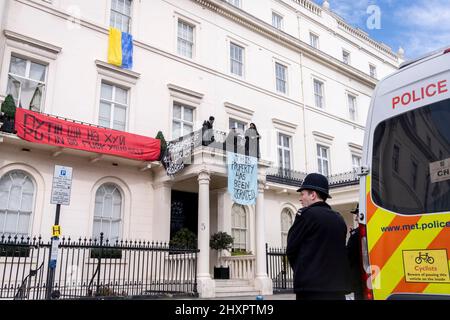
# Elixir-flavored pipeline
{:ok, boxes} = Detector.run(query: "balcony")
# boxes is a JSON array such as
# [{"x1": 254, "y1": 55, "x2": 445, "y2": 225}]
[
  {"x1": 266, "y1": 168, "x2": 360, "y2": 188},
  {"x1": 166, "y1": 130, "x2": 360, "y2": 188}
]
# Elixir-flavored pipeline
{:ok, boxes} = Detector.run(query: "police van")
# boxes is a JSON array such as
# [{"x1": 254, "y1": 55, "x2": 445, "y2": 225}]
[{"x1": 359, "y1": 47, "x2": 450, "y2": 299}]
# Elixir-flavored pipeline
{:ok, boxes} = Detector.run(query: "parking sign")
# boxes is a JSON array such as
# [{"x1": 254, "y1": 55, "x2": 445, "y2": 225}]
[{"x1": 51, "y1": 165, "x2": 73, "y2": 205}]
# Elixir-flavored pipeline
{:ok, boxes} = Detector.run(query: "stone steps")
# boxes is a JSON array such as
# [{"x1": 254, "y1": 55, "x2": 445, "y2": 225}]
[{"x1": 214, "y1": 279, "x2": 260, "y2": 298}]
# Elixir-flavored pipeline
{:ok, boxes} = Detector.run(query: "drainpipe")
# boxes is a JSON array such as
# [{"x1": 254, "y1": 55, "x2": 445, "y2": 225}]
[{"x1": 297, "y1": 13, "x2": 308, "y2": 172}]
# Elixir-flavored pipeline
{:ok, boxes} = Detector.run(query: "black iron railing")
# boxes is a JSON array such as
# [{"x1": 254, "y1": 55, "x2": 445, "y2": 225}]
[
  {"x1": 0, "y1": 233, "x2": 198, "y2": 300},
  {"x1": 266, "y1": 168, "x2": 359, "y2": 188},
  {"x1": 266, "y1": 244, "x2": 293, "y2": 293}
]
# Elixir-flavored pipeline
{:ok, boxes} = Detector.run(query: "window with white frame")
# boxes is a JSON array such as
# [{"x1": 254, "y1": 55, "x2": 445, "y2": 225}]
[
  {"x1": 226, "y1": 0, "x2": 241, "y2": 7},
  {"x1": 93, "y1": 183, "x2": 122, "y2": 242},
  {"x1": 369, "y1": 64, "x2": 377, "y2": 79},
  {"x1": 317, "y1": 144, "x2": 330, "y2": 176},
  {"x1": 313, "y1": 79, "x2": 324, "y2": 108},
  {"x1": 0, "y1": 171, "x2": 34, "y2": 236},
  {"x1": 7, "y1": 55, "x2": 47, "y2": 112},
  {"x1": 275, "y1": 62, "x2": 287, "y2": 94},
  {"x1": 342, "y1": 50, "x2": 351, "y2": 64},
  {"x1": 348, "y1": 94, "x2": 357, "y2": 121},
  {"x1": 231, "y1": 204, "x2": 247, "y2": 251},
  {"x1": 272, "y1": 12, "x2": 283, "y2": 30},
  {"x1": 280, "y1": 208, "x2": 294, "y2": 248},
  {"x1": 278, "y1": 133, "x2": 292, "y2": 171},
  {"x1": 229, "y1": 118, "x2": 246, "y2": 134},
  {"x1": 352, "y1": 154, "x2": 361, "y2": 172},
  {"x1": 309, "y1": 32, "x2": 319, "y2": 49},
  {"x1": 110, "y1": 0, "x2": 132, "y2": 33},
  {"x1": 177, "y1": 20, "x2": 194, "y2": 59},
  {"x1": 230, "y1": 42, "x2": 244, "y2": 77},
  {"x1": 99, "y1": 82, "x2": 128, "y2": 131},
  {"x1": 172, "y1": 103, "x2": 194, "y2": 139}
]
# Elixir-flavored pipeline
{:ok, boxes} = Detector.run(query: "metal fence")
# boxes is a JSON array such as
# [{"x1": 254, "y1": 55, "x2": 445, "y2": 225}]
[
  {"x1": 265, "y1": 244, "x2": 293, "y2": 292},
  {"x1": 0, "y1": 233, "x2": 198, "y2": 300}
]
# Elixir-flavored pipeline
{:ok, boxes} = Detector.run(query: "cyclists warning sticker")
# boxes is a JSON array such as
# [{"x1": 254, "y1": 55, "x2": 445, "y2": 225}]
[{"x1": 402, "y1": 249, "x2": 450, "y2": 283}]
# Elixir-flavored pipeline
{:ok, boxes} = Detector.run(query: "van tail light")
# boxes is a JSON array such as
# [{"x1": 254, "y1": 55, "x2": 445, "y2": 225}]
[
  {"x1": 444, "y1": 48, "x2": 450, "y2": 54},
  {"x1": 359, "y1": 223, "x2": 374, "y2": 300}
]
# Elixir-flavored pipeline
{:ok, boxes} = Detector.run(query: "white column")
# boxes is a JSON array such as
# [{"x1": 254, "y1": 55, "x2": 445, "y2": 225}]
[
  {"x1": 254, "y1": 179, "x2": 273, "y2": 295},
  {"x1": 197, "y1": 169, "x2": 215, "y2": 297}
]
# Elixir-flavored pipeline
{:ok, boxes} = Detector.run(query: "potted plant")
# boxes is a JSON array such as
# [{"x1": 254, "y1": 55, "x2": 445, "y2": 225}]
[
  {"x1": 0, "y1": 94, "x2": 17, "y2": 134},
  {"x1": 209, "y1": 231, "x2": 233, "y2": 279},
  {"x1": 169, "y1": 228, "x2": 197, "y2": 250},
  {"x1": 155, "y1": 130, "x2": 167, "y2": 161}
]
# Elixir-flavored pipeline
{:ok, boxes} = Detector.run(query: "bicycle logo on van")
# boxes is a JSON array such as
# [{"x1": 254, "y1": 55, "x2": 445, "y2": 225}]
[{"x1": 415, "y1": 252, "x2": 434, "y2": 264}]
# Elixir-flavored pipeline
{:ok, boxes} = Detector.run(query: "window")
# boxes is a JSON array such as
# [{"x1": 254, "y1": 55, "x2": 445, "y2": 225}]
[
  {"x1": 342, "y1": 50, "x2": 351, "y2": 64},
  {"x1": 369, "y1": 64, "x2": 377, "y2": 79},
  {"x1": 177, "y1": 20, "x2": 194, "y2": 59},
  {"x1": 309, "y1": 32, "x2": 319, "y2": 49},
  {"x1": 313, "y1": 79, "x2": 324, "y2": 108},
  {"x1": 229, "y1": 118, "x2": 246, "y2": 134},
  {"x1": 272, "y1": 12, "x2": 283, "y2": 30},
  {"x1": 110, "y1": 0, "x2": 132, "y2": 33},
  {"x1": 226, "y1": 0, "x2": 241, "y2": 7},
  {"x1": 231, "y1": 204, "x2": 247, "y2": 251},
  {"x1": 317, "y1": 144, "x2": 330, "y2": 176},
  {"x1": 348, "y1": 94, "x2": 357, "y2": 121},
  {"x1": 280, "y1": 208, "x2": 293, "y2": 248},
  {"x1": 172, "y1": 103, "x2": 194, "y2": 139},
  {"x1": 392, "y1": 144, "x2": 400, "y2": 173},
  {"x1": 7, "y1": 55, "x2": 47, "y2": 112},
  {"x1": 275, "y1": 62, "x2": 287, "y2": 94},
  {"x1": 99, "y1": 82, "x2": 128, "y2": 131},
  {"x1": 278, "y1": 133, "x2": 292, "y2": 172},
  {"x1": 0, "y1": 171, "x2": 34, "y2": 236},
  {"x1": 93, "y1": 183, "x2": 122, "y2": 242},
  {"x1": 230, "y1": 42, "x2": 244, "y2": 77},
  {"x1": 372, "y1": 98, "x2": 450, "y2": 215},
  {"x1": 352, "y1": 154, "x2": 361, "y2": 172}
]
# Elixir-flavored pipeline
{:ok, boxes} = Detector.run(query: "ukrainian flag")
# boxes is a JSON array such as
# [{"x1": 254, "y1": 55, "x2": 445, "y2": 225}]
[{"x1": 108, "y1": 27, "x2": 133, "y2": 69}]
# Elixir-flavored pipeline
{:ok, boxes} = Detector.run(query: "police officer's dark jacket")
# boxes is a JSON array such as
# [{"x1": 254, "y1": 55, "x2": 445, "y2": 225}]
[{"x1": 286, "y1": 201, "x2": 351, "y2": 293}]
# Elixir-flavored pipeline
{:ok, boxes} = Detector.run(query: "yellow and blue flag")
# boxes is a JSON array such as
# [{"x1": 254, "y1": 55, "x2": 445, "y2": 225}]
[{"x1": 108, "y1": 27, "x2": 133, "y2": 69}]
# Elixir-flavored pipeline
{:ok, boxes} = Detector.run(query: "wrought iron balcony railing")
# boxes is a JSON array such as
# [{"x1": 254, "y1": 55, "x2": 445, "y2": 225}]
[{"x1": 266, "y1": 167, "x2": 360, "y2": 188}]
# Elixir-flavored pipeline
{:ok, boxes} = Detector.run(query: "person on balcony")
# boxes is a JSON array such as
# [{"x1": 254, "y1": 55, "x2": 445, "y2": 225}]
[
  {"x1": 244, "y1": 122, "x2": 260, "y2": 159},
  {"x1": 286, "y1": 173, "x2": 351, "y2": 300},
  {"x1": 201, "y1": 116, "x2": 215, "y2": 146}
]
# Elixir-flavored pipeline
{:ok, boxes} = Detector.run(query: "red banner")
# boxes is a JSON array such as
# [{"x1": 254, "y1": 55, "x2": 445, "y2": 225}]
[{"x1": 15, "y1": 108, "x2": 160, "y2": 161}]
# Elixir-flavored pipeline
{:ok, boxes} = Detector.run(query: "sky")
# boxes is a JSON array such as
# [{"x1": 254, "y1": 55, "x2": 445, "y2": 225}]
[{"x1": 312, "y1": 0, "x2": 450, "y2": 60}]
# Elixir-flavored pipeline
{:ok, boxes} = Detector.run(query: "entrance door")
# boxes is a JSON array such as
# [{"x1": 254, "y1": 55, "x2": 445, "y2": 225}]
[{"x1": 170, "y1": 191, "x2": 198, "y2": 239}]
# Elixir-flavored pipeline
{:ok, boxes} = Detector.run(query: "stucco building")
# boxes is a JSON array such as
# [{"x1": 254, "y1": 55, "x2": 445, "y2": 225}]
[{"x1": 0, "y1": 0, "x2": 401, "y2": 297}]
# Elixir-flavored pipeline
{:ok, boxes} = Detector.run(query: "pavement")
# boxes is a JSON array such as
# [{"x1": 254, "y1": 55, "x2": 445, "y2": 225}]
[{"x1": 200, "y1": 293, "x2": 296, "y2": 300}]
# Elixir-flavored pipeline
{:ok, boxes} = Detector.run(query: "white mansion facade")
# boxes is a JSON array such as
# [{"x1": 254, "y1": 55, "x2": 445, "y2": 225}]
[{"x1": 0, "y1": 0, "x2": 400, "y2": 297}]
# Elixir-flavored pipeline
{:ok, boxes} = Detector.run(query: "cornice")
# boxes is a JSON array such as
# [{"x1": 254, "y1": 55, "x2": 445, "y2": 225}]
[
  {"x1": 4, "y1": 29, "x2": 62, "y2": 55},
  {"x1": 193, "y1": 0, "x2": 379, "y2": 88},
  {"x1": 272, "y1": 0, "x2": 398, "y2": 67}
]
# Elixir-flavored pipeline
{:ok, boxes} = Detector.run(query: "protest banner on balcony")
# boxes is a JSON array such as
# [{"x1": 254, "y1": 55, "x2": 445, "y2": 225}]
[
  {"x1": 227, "y1": 152, "x2": 257, "y2": 205},
  {"x1": 15, "y1": 108, "x2": 160, "y2": 161}
]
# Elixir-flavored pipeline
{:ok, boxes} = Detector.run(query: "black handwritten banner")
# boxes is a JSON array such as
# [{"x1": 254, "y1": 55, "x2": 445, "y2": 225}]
[
  {"x1": 15, "y1": 108, "x2": 160, "y2": 161},
  {"x1": 227, "y1": 152, "x2": 257, "y2": 205},
  {"x1": 161, "y1": 131, "x2": 202, "y2": 176}
]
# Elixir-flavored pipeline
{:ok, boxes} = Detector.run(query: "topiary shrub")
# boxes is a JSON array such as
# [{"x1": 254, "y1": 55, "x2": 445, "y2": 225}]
[
  {"x1": 169, "y1": 228, "x2": 197, "y2": 250},
  {"x1": 155, "y1": 131, "x2": 167, "y2": 161},
  {"x1": 1, "y1": 94, "x2": 16, "y2": 119}
]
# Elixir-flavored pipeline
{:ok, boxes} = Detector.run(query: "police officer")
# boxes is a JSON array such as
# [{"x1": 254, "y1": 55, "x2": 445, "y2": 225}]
[
  {"x1": 286, "y1": 173, "x2": 351, "y2": 300},
  {"x1": 346, "y1": 204, "x2": 364, "y2": 300}
]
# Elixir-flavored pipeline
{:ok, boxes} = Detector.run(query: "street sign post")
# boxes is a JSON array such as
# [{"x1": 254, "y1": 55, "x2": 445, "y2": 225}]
[{"x1": 46, "y1": 165, "x2": 73, "y2": 299}]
